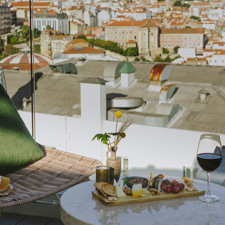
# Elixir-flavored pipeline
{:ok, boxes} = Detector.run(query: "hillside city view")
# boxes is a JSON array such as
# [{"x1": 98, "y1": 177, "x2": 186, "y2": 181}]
[{"x1": 1, "y1": 0, "x2": 225, "y2": 224}]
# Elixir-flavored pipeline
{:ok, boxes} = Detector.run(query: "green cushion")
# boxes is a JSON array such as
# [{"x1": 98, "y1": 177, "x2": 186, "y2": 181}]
[{"x1": 0, "y1": 84, "x2": 44, "y2": 175}]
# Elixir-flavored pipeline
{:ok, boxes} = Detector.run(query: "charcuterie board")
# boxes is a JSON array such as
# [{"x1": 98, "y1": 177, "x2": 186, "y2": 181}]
[{"x1": 92, "y1": 187, "x2": 205, "y2": 206}]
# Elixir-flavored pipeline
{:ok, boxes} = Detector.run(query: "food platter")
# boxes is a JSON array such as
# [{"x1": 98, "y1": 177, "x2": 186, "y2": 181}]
[
  {"x1": 92, "y1": 175, "x2": 205, "y2": 206},
  {"x1": 92, "y1": 187, "x2": 205, "y2": 206}
]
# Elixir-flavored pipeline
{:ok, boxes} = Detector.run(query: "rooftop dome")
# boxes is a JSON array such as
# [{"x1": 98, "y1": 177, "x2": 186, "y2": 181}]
[{"x1": 0, "y1": 49, "x2": 53, "y2": 71}]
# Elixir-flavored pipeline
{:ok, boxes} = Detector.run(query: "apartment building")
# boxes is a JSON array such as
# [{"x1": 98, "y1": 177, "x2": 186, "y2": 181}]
[
  {"x1": 0, "y1": 4, "x2": 11, "y2": 34},
  {"x1": 41, "y1": 30, "x2": 73, "y2": 58},
  {"x1": 70, "y1": 21, "x2": 87, "y2": 35},
  {"x1": 34, "y1": 10, "x2": 69, "y2": 34},
  {"x1": 10, "y1": 2, "x2": 50, "y2": 23},
  {"x1": 160, "y1": 28, "x2": 204, "y2": 53},
  {"x1": 105, "y1": 20, "x2": 146, "y2": 48},
  {"x1": 138, "y1": 22, "x2": 161, "y2": 56}
]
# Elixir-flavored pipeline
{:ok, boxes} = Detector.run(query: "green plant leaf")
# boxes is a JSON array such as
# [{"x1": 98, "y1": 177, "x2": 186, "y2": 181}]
[
  {"x1": 122, "y1": 176, "x2": 128, "y2": 186},
  {"x1": 99, "y1": 133, "x2": 110, "y2": 145}
]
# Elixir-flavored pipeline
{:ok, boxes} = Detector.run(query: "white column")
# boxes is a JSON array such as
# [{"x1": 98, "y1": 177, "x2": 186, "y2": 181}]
[{"x1": 80, "y1": 77, "x2": 108, "y2": 161}]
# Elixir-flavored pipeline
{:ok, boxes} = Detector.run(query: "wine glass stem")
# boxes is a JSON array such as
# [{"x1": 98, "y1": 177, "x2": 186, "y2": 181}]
[{"x1": 207, "y1": 172, "x2": 211, "y2": 197}]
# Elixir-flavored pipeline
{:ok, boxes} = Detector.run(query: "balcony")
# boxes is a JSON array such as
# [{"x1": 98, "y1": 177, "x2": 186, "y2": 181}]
[{"x1": 2, "y1": 57, "x2": 225, "y2": 224}]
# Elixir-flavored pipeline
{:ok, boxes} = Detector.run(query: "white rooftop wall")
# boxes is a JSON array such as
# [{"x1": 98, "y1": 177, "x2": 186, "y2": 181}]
[{"x1": 19, "y1": 110, "x2": 225, "y2": 178}]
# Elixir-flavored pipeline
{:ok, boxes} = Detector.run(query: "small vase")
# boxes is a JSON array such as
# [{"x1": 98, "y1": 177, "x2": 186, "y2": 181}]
[{"x1": 106, "y1": 147, "x2": 121, "y2": 182}]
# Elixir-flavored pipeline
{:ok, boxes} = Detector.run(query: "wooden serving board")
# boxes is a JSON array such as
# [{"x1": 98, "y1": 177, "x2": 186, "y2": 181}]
[{"x1": 92, "y1": 188, "x2": 205, "y2": 206}]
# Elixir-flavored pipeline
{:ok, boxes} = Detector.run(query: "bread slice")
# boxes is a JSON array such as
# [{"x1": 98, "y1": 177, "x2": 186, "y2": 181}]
[
  {"x1": 94, "y1": 182, "x2": 108, "y2": 197},
  {"x1": 101, "y1": 183, "x2": 117, "y2": 197}
]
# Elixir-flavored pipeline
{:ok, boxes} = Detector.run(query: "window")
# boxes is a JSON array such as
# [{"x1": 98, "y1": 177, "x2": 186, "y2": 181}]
[
  {"x1": 168, "y1": 44, "x2": 170, "y2": 47},
  {"x1": 176, "y1": 37, "x2": 178, "y2": 40},
  {"x1": 172, "y1": 37, "x2": 174, "y2": 40},
  {"x1": 164, "y1": 37, "x2": 166, "y2": 40},
  {"x1": 130, "y1": 31, "x2": 132, "y2": 34},
  {"x1": 172, "y1": 44, "x2": 174, "y2": 48},
  {"x1": 134, "y1": 36, "x2": 136, "y2": 39},
  {"x1": 180, "y1": 37, "x2": 182, "y2": 40},
  {"x1": 164, "y1": 43, "x2": 167, "y2": 47},
  {"x1": 189, "y1": 37, "x2": 191, "y2": 40},
  {"x1": 168, "y1": 37, "x2": 170, "y2": 40}
]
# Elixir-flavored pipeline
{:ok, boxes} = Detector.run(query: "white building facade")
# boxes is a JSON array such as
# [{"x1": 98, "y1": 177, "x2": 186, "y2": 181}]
[{"x1": 34, "y1": 10, "x2": 69, "y2": 34}]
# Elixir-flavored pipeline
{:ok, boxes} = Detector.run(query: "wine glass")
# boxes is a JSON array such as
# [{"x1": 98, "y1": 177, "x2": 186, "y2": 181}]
[{"x1": 197, "y1": 134, "x2": 222, "y2": 203}]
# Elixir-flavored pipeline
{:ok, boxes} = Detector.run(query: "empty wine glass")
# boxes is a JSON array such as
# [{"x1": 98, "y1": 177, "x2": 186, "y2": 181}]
[{"x1": 197, "y1": 134, "x2": 222, "y2": 203}]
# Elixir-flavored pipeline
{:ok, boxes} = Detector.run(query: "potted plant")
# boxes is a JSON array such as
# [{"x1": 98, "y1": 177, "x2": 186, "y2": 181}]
[{"x1": 92, "y1": 111, "x2": 132, "y2": 181}]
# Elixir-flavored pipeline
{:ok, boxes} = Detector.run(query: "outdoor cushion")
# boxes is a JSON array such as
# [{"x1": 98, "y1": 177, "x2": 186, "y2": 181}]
[{"x1": 0, "y1": 84, "x2": 44, "y2": 175}]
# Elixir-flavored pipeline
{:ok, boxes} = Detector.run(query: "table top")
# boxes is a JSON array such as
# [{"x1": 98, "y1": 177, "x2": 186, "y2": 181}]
[{"x1": 60, "y1": 179, "x2": 225, "y2": 225}]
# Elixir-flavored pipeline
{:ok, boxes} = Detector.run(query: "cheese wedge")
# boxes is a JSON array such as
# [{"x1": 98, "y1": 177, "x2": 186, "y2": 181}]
[
  {"x1": 142, "y1": 188, "x2": 150, "y2": 195},
  {"x1": 115, "y1": 184, "x2": 126, "y2": 197},
  {"x1": 120, "y1": 180, "x2": 124, "y2": 188}
]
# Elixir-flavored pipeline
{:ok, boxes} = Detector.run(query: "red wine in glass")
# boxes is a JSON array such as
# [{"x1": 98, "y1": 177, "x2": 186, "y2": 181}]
[
  {"x1": 197, "y1": 134, "x2": 222, "y2": 203},
  {"x1": 197, "y1": 153, "x2": 222, "y2": 172}
]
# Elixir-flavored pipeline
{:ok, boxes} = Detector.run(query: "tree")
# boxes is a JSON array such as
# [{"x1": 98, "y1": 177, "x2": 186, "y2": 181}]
[
  {"x1": 163, "y1": 48, "x2": 169, "y2": 54},
  {"x1": 76, "y1": 35, "x2": 87, "y2": 40},
  {"x1": 185, "y1": 26, "x2": 191, "y2": 28},
  {"x1": 153, "y1": 55, "x2": 164, "y2": 62},
  {"x1": 173, "y1": 0, "x2": 182, "y2": 7},
  {"x1": 173, "y1": 46, "x2": 180, "y2": 54},
  {"x1": 2, "y1": 44, "x2": 20, "y2": 58},
  {"x1": 182, "y1": 3, "x2": 190, "y2": 9},
  {"x1": 10, "y1": 36, "x2": 18, "y2": 45},
  {"x1": 190, "y1": 16, "x2": 201, "y2": 21},
  {"x1": 134, "y1": 57, "x2": 140, "y2": 61},
  {"x1": 125, "y1": 47, "x2": 138, "y2": 56},
  {"x1": 46, "y1": 25, "x2": 51, "y2": 30}
]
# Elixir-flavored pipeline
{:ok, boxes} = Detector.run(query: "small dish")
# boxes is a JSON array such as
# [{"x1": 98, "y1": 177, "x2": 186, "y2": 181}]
[{"x1": 126, "y1": 176, "x2": 149, "y2": 188}]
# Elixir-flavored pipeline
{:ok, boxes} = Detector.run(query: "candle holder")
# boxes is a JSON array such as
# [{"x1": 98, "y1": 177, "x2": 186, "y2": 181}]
[{"x1": 96, "y1": 166, "x2": 110, "y2": 183}]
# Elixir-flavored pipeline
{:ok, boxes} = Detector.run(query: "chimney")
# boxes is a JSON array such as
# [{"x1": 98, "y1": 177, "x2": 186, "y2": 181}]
[
  {"x1": 119, "y1": 62, "x2": 137, "y2": 88},
  {"x1": 79, "y1": 77, "x2": 108, "y2": 121},
  {"x1": 79, "y1": 77, "x2": 108, "y2": 161},
  {"x1": 199, "y1": 89, "x2": 209, "y2": 102}
]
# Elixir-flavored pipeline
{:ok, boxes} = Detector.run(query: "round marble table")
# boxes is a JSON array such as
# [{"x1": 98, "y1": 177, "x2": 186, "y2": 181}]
[{"x1": 60, "y1": 179, "x2": 225, "y2": 225}]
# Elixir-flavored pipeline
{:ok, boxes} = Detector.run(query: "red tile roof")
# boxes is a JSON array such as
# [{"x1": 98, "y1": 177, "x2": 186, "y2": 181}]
[
  {"x1": 62, "y1": 47, "x2": 103, "y2": 54},
  {"x1": 10, "y1": 2, "x2": 50, "y2": 7},
  {"x1": 161, "y1": 28, "x2": 204, "y2": 34},
  {"x1": 107, "y1": 20, "x2": 146, "y2": 27}
]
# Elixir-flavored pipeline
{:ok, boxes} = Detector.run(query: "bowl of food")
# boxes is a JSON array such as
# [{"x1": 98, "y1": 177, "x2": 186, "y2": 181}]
[{"x1": 126, "y1": 176, "x2": 149, "y2": 188}]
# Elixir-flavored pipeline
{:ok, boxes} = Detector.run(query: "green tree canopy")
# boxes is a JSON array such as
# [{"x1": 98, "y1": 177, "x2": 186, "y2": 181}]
[
  {"x1": 190, "y1": 16, "x2": 201, "y2": 21},
  {"x1": 76, "y1": 35, "x2": 87, "y2": 40},
  {"x1": 2, "y1": 44, "x2": 20, "y2": 58},
  {"x1": 163, "y1": 48, "x2": 169, "y2": 54},
  {"x1": 46, "y1": 25, "x2": 51, "y2": 30},
  {"x1": 182, "y1": 3, "x2": 191, "y2": 8},
  {"x1": 173, "y1": 0, "x2": 182, "y2": 7},
  {"x1": 10, "y1": 36, "x2": 18, "y2": 45},
  {"x1": 173, "y1": 46, "x2": 180, "y2": 54}
]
